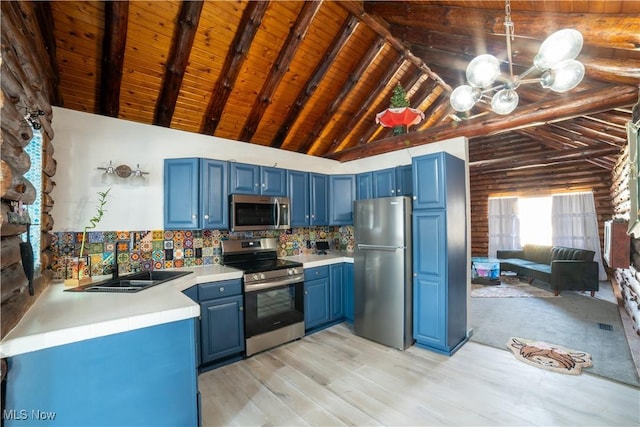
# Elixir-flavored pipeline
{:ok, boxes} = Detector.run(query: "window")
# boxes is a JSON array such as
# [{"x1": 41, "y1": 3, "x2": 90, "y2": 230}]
[{"x1": 518, "y1": 196, "x2": 552, "y2": 246}]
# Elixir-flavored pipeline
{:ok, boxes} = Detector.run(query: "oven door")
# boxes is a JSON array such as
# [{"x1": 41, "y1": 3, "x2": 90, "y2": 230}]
[{"x1": 244, "y1": 281, "x2": 304, "y2": 338}]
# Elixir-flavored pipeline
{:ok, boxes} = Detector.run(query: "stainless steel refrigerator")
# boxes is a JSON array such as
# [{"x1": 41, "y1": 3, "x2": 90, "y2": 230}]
[{"x1": 354, "y1": 196, "x2": 413, "y2": 350}]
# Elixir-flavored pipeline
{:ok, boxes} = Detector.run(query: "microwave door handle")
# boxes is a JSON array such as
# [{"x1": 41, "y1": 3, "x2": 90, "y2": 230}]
[{"x1": 275, "y1": 198, "x2": 280, "y2": 228}]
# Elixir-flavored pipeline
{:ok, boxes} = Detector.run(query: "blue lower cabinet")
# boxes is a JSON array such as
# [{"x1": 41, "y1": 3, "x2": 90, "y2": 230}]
[
  {"x1": 343, "y1": 263, "x2": 354, "y2": 322},
  {"x1": 330, "y1": 263, "x2": 345, "y2": 321},
  {"x1": 5, "y1": 320, "x2": 199, "y2": 427},
  {"x1": 304, "y1": 277, "x2": 330, "y2": 330},
  {"x1": 184, "y1": 279, "x2": 245, "y2": 371}
]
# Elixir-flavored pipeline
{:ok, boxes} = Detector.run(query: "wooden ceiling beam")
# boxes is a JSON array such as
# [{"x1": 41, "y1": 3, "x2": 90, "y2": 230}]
[
  {"x1": 469, "y1": 146, "x2": 620, "y2": 171},
  {"x1": 327, "y1": 85, "x2": 638, "y2": 162},
  {"x1": 271, "y1": 15, "x2": 359, "y2": 149},
  {"x1": 300, "y1": 36, "x2": 386, "y2": 155},
  {"x1": 327, "y1": 53, "x2": 407, "y2": 153},
  {"x1": 339, "y1": 1, "x2": 451, "y2": 92},
  {"x1": 32, "y1": 1, "x2": 62, "y2": 106},
  {"x1": 201, "y1": 1, "x2": 269, "y2": 135},
  {"x1": 99, "y1": 1, "x2": 128, "y2": 118},
  {"x1": 154, "y1": 1, "x2": 203, "y2": 128},
  {"x1": 516, "y1": 128, "x2": 612, "y2": 170},
  {"x1": 239, "y1": 1, "x2": 322, "y2": 143},
  {"x1": 364, "y1": 2, "x2": 640, "y2": 51}
]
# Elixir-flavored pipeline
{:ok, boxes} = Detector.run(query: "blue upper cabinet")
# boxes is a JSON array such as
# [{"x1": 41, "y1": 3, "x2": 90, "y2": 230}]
[
  {"x1": 329, "y1": 175, "x2": 355, "y2": 225},
  {"x1": 396, "y1": 164, "x2": 413, "y2": 196},
  {"x1": 229, "y1": 163, "x2": 286, "y2": 196},
  {"x1": 288, "y1": 170, "x2": 310, "y2": 226},
  {"x1": 229, "y1": 162, "x2": 260, "y2": 194},
  {"x1": 164, "y1": 158, "x2": 200, "y2": 229},
  {"x1": 164, "y1": 158, "x2": 228, "y2": 230},
  {"x1": 356, "y1": 172, "x2": 373, "y2": 200},
  {"x1": 413, "y1": 153, "x2": 450, "y2": 209},
  {"x1": 201, "y1": 159, "x2": 229, "y2": 229},
  {"x1": 310, "y1": 173, "x2": 329, "y2": 226},
  {"x1": 260, "y1": 166, "x2": 287, "y2": 196},
  {"x1": 373, "y1": 167, "x2": 396, "y2": 197}
]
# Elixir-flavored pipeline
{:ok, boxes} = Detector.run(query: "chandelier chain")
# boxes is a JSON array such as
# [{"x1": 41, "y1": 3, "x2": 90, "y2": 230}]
[{"x1": 504, "y1": 0, "x2": 515, "y2": 80}]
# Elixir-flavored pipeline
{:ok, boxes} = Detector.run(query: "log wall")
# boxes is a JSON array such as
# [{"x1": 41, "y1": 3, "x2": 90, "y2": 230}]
[
  {"x1": 1, "y1": 1, "x2": 56, "y2": 339},
  {"x1": 468, "y1": 135, "x2": 615, "y2": 257}
]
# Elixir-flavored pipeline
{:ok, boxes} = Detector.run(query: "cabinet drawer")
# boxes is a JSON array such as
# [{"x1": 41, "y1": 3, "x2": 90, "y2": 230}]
[
  {"x1": 304, "y1": 265, "x2": 329, "y2": 281},
  {"x1": 198, "y1": 279, "x2": 242, "y2": 301}
]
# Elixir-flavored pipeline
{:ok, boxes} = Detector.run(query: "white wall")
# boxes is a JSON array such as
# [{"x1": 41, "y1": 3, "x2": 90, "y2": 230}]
[{"x1": 51, "y1": 107, "x2": 468, "y2": 232}]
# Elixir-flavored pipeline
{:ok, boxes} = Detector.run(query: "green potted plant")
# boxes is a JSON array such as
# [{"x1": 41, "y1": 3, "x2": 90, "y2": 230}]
[
  {"x1": 64, "y1": 188, "x2": 110, "y2": 286},
  {"x1": 375, "y1": 83, "x2": 425, "y2": 135}
]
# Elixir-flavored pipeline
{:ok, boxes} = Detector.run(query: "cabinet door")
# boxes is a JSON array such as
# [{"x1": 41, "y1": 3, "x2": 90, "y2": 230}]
[
  {"x1": 356, "y1": 172, "x2": 373, "y2": 200},
  {"x1": 412, "y1": 210, "x2": 446, "y2": 348},
  {"x1": 396, "y1": 165, "x2": 413, "y2": 196},
  {"x1": 330, "y1": 263, "x2": 345, "y2": 321},
  {"x1": 373, "y1": 167, "x2": 396, "y2": 197},
  {"x1": 201, "y1": 159, "x2": 228, "y2": 229},
  {"x1": 200, "y1": 295, "x2": 245, "y2": 364},
  {"x1": 343, "y1": 262, "x2": 354, "y2": 322},
  {"x1": 164, "y1": 158, "x2": 199, "y2": 229},
  {"x1": 412, "y1": 153, "x2": 445, "y2": 209},
  {"x1": 288, "y1": 170, "x2": 310, "y2": 226},
  {"x1": 309, "y1": 173, "x2": 329, "y2": 226},
  {"x1": 329, "y1": 175, "x2": 355, "y2": 225},
  {"x1": 304, "y1": 278, "x2": 329, "y2": 330},
  {"x1": 229, "y1": 163, "x2": 260, "y2": 194},
  {"x1": 261, "y1": 166, "x2": 287, "y2": 196}
]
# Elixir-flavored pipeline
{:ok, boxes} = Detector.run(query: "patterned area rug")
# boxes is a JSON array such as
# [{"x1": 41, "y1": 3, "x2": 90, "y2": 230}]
[
  {"x1": 471, "y1": 280, "x2": 556, "y2": 298},
  {"x1": 507, "y1": 337, "x2": 593, "y2": 375}
]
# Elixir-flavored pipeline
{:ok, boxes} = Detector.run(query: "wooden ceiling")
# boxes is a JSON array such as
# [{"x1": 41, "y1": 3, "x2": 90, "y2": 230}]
[{"x1": 36, "y1": 1, "x2": 640, "y2": 167}]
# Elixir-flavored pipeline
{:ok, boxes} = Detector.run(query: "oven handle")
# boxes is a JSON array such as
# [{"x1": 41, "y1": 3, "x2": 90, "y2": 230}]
[{"x1": 244, "y1": 275, "x2": 303, "y2": 292}]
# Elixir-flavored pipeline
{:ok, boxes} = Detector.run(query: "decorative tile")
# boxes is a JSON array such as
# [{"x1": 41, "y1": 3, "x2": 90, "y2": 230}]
[
  {"x1": 152, "y1": 230, "x2": 164, "y2": 240},
  {"x1": 164, "y1": 231, "x2": 174, "y2": 240},
  {"x1": 164, "y1": 240, "x2": 174, "y2": 249}
]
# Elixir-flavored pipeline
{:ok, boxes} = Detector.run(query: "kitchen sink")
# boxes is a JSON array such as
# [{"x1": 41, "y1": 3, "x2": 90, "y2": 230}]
[{"x1": 65, "y1": 270, "x2": 193, "y2": 293}]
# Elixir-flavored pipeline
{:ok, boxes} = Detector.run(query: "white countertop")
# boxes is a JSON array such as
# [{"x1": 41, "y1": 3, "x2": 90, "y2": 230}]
[
  {"x1": 0, "y1": 255, "x2": 355, "y2": 358},
  {"x1": 0, "y1": 264, "x2": 243, "y2": 358},
  {"x1": 283, "y1": 252, "x2": 354, "y2": 268}
]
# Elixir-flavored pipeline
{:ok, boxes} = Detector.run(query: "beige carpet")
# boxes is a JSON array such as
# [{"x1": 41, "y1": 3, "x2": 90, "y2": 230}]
[{"x1": 471, "y1": 280, "x2": 556, "y2": 298}]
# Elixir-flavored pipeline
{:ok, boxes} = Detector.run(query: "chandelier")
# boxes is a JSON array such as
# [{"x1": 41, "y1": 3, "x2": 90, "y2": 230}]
[{"x1": 449, "y1": 0, "x2": 585, "y2": 116}]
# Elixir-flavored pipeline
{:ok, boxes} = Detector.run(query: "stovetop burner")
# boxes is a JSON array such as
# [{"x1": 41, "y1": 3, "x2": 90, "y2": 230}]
[{"x1": 220, "y1": 238, "x2": 302, "y2": 274}]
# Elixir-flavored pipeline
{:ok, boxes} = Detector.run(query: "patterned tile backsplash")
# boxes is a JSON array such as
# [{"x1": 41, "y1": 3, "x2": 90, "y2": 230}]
[{"x1": 52, "y1": 226, "x2": 354, "y2": 279}]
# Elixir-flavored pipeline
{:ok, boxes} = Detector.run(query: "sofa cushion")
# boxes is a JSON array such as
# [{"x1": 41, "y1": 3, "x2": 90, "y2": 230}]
[
  {"x1": 526, "y1": 263, "x2": 551, "y2": 275},
  {"x1": 522, "y1": 244, "x2": 552, "y2": 264},
  {"x1": 550, "y1": 246, "x2": 595, "y2": 261}
]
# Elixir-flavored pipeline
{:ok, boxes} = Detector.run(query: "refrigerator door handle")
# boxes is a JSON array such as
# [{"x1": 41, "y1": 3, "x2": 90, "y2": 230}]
[{"x1": 357, "y1": 244, "x2": 404, "y2": 251}]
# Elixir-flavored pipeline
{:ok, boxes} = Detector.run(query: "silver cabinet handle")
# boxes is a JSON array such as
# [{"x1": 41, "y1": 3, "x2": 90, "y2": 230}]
[
  {"x1": 204, "y1": 214, "x2": 209, "y2": 219},
  {"x1": 192, "y1": 214, "x2": 197, "y2": 219},
  {"x1": 219, "y1": 287, "x2": 224, "y2": 292}
]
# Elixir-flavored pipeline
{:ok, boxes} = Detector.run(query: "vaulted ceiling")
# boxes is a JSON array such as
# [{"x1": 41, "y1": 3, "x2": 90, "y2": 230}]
[{"x1": 36, "y1": 1, "x2": 640, "y2": 168}]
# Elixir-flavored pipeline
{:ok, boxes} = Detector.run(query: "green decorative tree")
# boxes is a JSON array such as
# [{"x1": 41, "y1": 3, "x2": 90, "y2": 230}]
[{"x1": 389, "y1": 83, "x2": 410, "y2": 108}]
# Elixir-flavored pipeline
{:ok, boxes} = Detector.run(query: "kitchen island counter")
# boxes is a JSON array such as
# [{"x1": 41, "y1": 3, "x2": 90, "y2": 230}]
[{"x1": 0, "y1": 264, "x2": 242, "y2": 357}]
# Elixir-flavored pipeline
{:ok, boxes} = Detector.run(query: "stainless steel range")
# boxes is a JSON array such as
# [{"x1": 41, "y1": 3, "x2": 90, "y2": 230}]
[{"x1": 221, "y1": 238, "x2": 304, "y2": 356}]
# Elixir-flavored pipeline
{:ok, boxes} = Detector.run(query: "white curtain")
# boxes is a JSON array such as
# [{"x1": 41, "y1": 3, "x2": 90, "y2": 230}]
[
  {"x1": 551, "y1": 192, "x2": 607, "y2": 280},
  {"x1": 488, "y1": 197, "x2": 521, "y2": 258}
]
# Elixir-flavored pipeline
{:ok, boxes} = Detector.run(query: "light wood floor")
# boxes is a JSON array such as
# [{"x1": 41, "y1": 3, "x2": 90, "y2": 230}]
[{"x1": 199, "y1": 323, "x2": 640, "y2": 426}]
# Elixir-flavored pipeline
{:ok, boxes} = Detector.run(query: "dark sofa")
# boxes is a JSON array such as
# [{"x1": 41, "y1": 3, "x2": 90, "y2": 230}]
[{"x1": 496, "y1": 244, "x2": 599, "y2": 296}]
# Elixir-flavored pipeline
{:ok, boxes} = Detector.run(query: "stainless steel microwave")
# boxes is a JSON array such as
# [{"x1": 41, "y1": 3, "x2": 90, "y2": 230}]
[{"x1": 230, "y1": 194, "x2": 291, "y2": 231}]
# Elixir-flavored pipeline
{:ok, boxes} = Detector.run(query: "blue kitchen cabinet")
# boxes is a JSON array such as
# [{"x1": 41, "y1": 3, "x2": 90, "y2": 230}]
[
  {"x1": 330, "y1": 263, "x2": 345, "y2": 321},
  {"x1": 164, "y1": 158, "x2": 228, "y2": 230},
  {"x1": 4, "y1": 319, "x2": 199, "y2": 427},
  {"x1": 329, "y1": 174, "x2": 355, "y2": 225},
  {"x1": 412, "y1": 152, "x2": 467, "y2": 356},
  {"x1": 356, "y1": 172, "x2": 373, "y2": 200},
  {"x1": 309, "y1": 173, "x2": 329, "y2": 226},
  {"x1": 229, "y1": 162, "x2": 286, "y2": 196},
  {"x1": 288, "y1": 170, "x2": 310, "y2": 226},
  {"x1": 343, "y1": 262, "x2": 354, "y2": 322},
  {"x1": 197, "y1": 279, "x2": 245, "y2": 369},
  {"x1": 304, "y1": 266, "x2": 330, "y2": 331},
  {"x1": 396, "y1": 164, "x2": 413, "y2": 196},
  {"x1": 373, "y1": 167, "x2": 396, "y2": 197}
]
